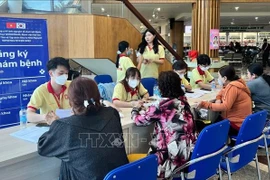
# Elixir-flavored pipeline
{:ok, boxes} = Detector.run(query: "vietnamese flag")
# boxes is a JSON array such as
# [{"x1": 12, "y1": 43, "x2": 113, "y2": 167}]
[{"x1": 6, "y1": 22, "x2": 16, "y2": 29}]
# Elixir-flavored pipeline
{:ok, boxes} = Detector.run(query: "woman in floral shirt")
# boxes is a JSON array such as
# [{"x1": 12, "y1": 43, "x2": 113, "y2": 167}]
[{"x1": 132, "y1": 71, "x2": 196, "y2": 179}]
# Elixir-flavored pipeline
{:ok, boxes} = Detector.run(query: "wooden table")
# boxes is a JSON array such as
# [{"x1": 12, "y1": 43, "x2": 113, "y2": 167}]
[{"x1": 0, "y1": 90, "x2": 218, "y2": 180}]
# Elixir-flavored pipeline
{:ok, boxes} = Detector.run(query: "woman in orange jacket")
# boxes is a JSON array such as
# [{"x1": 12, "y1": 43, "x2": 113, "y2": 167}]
[{"x1": 198, "y1": 65, "x2": 252, "y2": 135}]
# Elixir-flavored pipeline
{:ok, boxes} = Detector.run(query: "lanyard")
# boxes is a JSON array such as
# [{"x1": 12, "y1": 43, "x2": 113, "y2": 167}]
[{"x1": 52, "y1": 93, "x2": 63, "y2": 109}]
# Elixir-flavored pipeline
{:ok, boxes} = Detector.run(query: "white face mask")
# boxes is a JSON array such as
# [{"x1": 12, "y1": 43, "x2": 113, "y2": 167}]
[
  {"x1": 218, "y1": 78, "x2": 224, "y2": 86},
  {"x1": 126, "y1": 49, "x2": 132, "y2": 56},
  {"x1": 200, "y1": 66, "x2": 209, "y2": 72},
  {"x1": 55, "y1": 74, "x2": 68, "y2": 85},
  {"x1": 128, "y1": 79, "x2": 139, "y2": 89},
  {"x1": 179, "y1": 74, "x2": 185, "y2": 79}
]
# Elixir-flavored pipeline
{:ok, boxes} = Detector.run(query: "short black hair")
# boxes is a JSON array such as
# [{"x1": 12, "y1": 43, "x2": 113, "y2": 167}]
[
  {"x1": 248, "y1": 63, "x2": 263, "y2": 76},
  {"x1": 197, "y1": 54, "x2": 211, "y2": 66},
  {"x1": 46, "y1": 57, "x2": 70, "y2": 71},
  {"x1": 172, "y1": 60, "x2": 188, "y2": 71}
]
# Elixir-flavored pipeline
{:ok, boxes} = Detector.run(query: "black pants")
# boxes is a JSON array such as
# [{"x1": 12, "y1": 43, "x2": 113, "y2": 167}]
[
  {"x1": 263, "y1": 53, "x2": 270, "y2": 67},
  {"x1": 215, "y1": 115, "x2": 239, "y2": 136}
]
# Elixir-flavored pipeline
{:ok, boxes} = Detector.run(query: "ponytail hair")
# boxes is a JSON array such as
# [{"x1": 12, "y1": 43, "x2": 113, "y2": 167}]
[
  {"x1": 68, "y1": 77, "x2": 101, "y2": 115},
  {"x1": 219, "y1": 65, "x2": 239, "y2": 81},
  {"x1": 116, "y1": 41, "x2": 129, "y2": 68}
]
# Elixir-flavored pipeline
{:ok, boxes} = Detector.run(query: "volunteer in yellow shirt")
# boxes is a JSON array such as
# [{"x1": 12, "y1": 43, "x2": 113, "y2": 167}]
[
  {"x1": 190, "y1": 54, "x2": 214, "y2": 90},
  {"x1": 137, "y1": 29, "x2": 165, "y2": 79},
  {"x1": 172, "y1": 60, "x2": 192, "y2": 91},
  {"x1": 116, "y1": 41, "x2": 135, "y2": 82},
  {"x1": 27, "y1": 57, "x2": 71, "y2": 123},
  {"x1": 113, "y1": 67, "x2": 149, "y2": 108}
]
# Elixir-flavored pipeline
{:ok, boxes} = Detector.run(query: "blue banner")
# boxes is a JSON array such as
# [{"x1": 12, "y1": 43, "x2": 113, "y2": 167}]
[{"x1": 0, "y1": 17, "x2": 49, "y2": 128}]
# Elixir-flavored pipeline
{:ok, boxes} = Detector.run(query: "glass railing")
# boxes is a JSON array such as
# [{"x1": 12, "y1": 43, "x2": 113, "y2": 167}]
[{"x1": 2, "y1": 0, "x2": 181, "y2": 61}]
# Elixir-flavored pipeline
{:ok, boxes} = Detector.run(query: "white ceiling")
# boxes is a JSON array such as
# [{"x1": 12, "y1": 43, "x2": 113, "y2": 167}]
[{"x1": 91, "y1": 2, "x2": 270, "y2": 28}]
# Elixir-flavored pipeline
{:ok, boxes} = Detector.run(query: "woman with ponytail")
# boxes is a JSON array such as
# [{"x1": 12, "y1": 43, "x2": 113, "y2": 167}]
[
  {"x1": 38, "y1": 77, "x2": 128, "y2": 180},
  {"x1": 116, "y1": 41, "x2": 135, "y2": 82},
  {"x1": 247, "y1": 63, "x2": 270, "y2": 118},
  {"x1": 198, "y1": 65, "x2": 252, "y2": 135}
]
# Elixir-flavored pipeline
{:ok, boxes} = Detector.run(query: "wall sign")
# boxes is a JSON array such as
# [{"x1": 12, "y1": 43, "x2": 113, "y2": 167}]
[
  {"x1": 220, "y1": 26, "x2": 264, "y2": 32},
  {"x1": 210, "y1": 29, "x2": 220, "y2": 50},
  {"x1": 0, "y1": 17, "x2": 49, "y2": 128}
]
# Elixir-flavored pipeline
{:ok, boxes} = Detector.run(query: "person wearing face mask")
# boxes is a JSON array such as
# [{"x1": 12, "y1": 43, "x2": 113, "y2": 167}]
[
  {"x1": 112, "y1": 67, "x2": 149, "y2": 108},
  {"x1": 27, "y1": 57, "x2": 71, "y2": 123},
  {"x1": 137, "y1": 29, "x2": 165, "y2": 79},
  {"x1": 38, "y1": 77, "x2": 128, "y2": 180},
  {"x1": 190, "y1": 54, "x2": 214, "y2": 90},
  {"x1": 247, "y1": 63, "x2": 270, "y2": 119},
  {"x1": 198, "y1": 65, "x2": 252, "y2": 136},
  {"x1": 116, "y1": 41, "x2": 136, "y2": 82},
  {"x1": 172, "y1": 60, "x2": 192, "y2": 91}
]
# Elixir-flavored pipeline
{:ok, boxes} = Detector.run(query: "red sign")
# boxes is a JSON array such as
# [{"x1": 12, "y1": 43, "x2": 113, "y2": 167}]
[{"x1": 6, "y1": 22, "x2": 16, "y2": 29}]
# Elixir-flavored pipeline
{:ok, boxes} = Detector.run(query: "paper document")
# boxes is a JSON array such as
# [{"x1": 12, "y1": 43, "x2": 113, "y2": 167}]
[
  {"x1": 185, "y1": 89, "x2": 212, "y2": 98},
  {"x1": 10, "y1": 126, "x2": 50, "y2": 143},
  {"x1": 185, "y1": 91, "x2": 205, "y2": 98},
  {"x1": 55, "y1": 109, "x2": 72, "y2": 118}
]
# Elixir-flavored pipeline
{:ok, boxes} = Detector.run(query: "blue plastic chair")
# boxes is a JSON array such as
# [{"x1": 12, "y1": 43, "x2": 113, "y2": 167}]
[
  {"x1": 104, "y1": 154, "x2": 158, "y2": 180},
  {"x1": 171, "y1": 120, "x2": 230, "y2": 180},
  {"x1": 94, "y1": 74, "x2": 113, "y2": 84},
  {"x1": 140, "y1": 78, "x2": 157, "y2": 96},
  {"x1": 220, "y1": 110, "x2": 267, "y2": 180}
]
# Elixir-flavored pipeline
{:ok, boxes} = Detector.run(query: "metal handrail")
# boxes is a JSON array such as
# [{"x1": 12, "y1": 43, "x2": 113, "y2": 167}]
[
  {"x1": 223, "y1": 134, "x2": 264, "y2": 156},
  {"x1": 171, "y1": 145, "x2": 228, "y2": 178},
  {"x1": 119, "y1": 0, "x2": 183, "y2": 61}
]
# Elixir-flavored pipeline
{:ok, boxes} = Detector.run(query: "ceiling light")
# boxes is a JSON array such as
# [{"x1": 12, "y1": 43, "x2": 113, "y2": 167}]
[
  {"x1": 149, "y1": 19, "x2": 152, "y2": 22},
  {"x1": 152, "y1": 14, "x2": 155, "y2": 18},
  {"x1": 231, "y1": 22, "x2": 235, "y2": 25},
  {"x1": 235, "y1": 7, "x2": 239, "y2": 11},
  {"x1": 269, "y1": 21, "x2": 270, "y2": 24},
  {"x1": 101, "y1": 8, "x2": 105, "y2": 12},
  {"x1": 107, "y1": 14, "x2": 110, "y2": 17},
  {"x1": 168, "y1": 33, "x2": 170, "y2": 37},
  {"x1": 157, "y1": 8, "x2": 161, "y2": 11},
  {"x1": 255, "y1": 17, "x2": 258, "y2": 20}
]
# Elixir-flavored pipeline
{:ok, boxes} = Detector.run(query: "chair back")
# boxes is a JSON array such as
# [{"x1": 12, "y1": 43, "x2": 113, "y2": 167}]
[
  {"x1": 140, "y1": 78, "x2": 157, "y2": 96},
  {"x1": 186, "y1": 120, "x2": 230, "y2": 179},
  {"x1": 227, "y1": 110, "x2": 267, "y2": 172},
  {"x1": 97, "y1": 82, "x2": 116, "y2": 102},
  {"x1": 94, "y1": 74, "x2": 113, "y2": 84},
  {"x1": 104, "y1": 154, "x2": 158, "y2": 180}
]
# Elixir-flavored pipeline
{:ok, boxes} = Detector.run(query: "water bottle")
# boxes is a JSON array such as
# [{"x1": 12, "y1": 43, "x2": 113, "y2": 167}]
[
  {"x1": 211, "y1": 81, "x2": 216, "y2": 91},
  {"x1": 153, "y1": 84, "x2": 161, "y2": 98},
  {"x1": 181, "y1": 84, "x2": 186, "y2": 92},
  {"x1": 19, "y1": 107, "x2": 27, "y2": 129}
]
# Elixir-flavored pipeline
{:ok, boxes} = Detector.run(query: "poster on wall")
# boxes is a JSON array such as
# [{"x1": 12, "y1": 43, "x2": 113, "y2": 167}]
[
  {"x1": 210, "y1": 29, "x2": 220, "y2": 50},
  {"x1": 0, "y1": 17, "x2": 49, "y2": 128}
]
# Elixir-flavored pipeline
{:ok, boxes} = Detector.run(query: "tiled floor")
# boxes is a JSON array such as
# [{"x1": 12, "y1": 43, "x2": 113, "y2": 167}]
[{"x1": 207, "y1": 148, "x2": 270, "y2": 180}]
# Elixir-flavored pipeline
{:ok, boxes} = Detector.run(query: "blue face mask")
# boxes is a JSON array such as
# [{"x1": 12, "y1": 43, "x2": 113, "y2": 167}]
[
  {"x1": 126, "y1": 49, "x2": 132, "y2": 56},
  {"x1": 218, "y1": 78, "x2": 224, "y2": 86}
]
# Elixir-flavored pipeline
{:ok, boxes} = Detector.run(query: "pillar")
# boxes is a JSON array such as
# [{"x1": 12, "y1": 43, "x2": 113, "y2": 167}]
[
  {"x1": 170, "y1": 21, "x2": 184, "y2": 59},
  {"x1": 192, "y1": 0, "x2": 220, "y2": 59}
]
